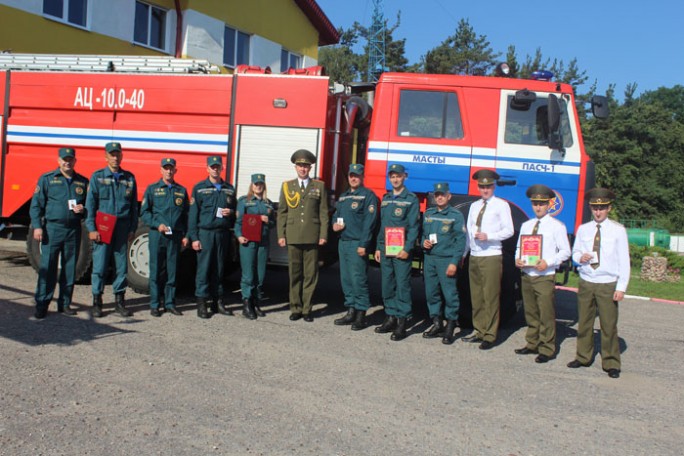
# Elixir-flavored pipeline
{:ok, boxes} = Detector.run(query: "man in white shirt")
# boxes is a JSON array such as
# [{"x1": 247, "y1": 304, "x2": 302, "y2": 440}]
[
  {"x1": 514, "y1": 184, "x2": 571, "y2": 363},
  {"x1": 464, "y1": 169, "x2": 514, "y2": 350},
  {"x1": 569, "y1": 188, "x2": 630, "y2": 379}
]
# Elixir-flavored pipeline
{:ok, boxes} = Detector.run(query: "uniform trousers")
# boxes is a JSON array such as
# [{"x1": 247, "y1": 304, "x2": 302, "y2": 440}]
[
  {"x1": 148, "y1": 230, "x2": 182, "y2": 308},
  {"x1": 521, "y1": 274, "x2": 557, "y2": 356},
  {"x1": 469, "y1": 254, "x2": 502, "y2": 343},
  {"x1": 338, "y1": 240, "x2": 371, "y2": 311},
  {"x1": 239, "y1": 241, "x2": 268, "y2": 300},
  {"x1": 424, "y1": 255, "x2": 460, "y2": 320},
  {"x1": 379, "y1": 252, "x2": 413, "y2": 319},
  {"x1": 91, "y1": 219, "x2": 129, "y2": 295},
  {"x1": 35, "y1": 223, "x2": 81, "y2": 310},
  {"x1": 287, "y1": 244, "x2": 319, "y2": 315},
  {"x1": 576, "y1": 278, "x2": 621, "y2": 370},
  {"x1": 195, "y1": 229, "x2": 228, "y2": 299}
]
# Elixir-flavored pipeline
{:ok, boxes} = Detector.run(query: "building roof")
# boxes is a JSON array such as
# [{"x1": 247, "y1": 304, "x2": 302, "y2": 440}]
[{"x1": 294, "y1": 0, "x2": 340, "y2": 46}]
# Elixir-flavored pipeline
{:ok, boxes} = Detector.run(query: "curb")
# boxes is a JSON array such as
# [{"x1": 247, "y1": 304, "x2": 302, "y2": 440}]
[{"x1": 555, "y1": 285, "x2": 684, "y2": 306}]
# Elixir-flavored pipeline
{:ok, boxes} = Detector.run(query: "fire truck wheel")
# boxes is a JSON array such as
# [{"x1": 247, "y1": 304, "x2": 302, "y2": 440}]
[
  {"x1": 127, "y1": 224, "x2": 150, "y2": 294},
  {"x1": 26, "y1": 223, "x2": 92, "y2": 284}
]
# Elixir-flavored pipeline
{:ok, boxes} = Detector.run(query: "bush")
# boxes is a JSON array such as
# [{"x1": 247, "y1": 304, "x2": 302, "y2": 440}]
[{"x1": 629, "y1": 244, "x2": 684, "y2": 269}]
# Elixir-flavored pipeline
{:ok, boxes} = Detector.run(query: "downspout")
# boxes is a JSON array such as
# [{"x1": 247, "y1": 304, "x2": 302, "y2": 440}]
[{"x1": 174, "y1": 0, "x2": 183, "y2": 58}]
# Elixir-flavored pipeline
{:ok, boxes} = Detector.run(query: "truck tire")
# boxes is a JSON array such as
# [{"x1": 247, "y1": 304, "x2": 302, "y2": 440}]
[
  {"x1": 26, "y1": 222, "x2": 92, "y2": 283},
  {"x1": 127, "y1": 223, "x2": 150, "y2": 294}
]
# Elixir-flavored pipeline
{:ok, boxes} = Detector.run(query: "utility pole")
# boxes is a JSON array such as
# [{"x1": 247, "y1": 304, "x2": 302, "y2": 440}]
[{"x1": 367, "y1": 0, "x2": 386, "y2": 82}]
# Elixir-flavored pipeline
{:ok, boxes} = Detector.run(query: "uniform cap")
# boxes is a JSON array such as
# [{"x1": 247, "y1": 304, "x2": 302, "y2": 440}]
[
  {"x1": 526, "y1": 184, "x2": 555, "y2": 202},
  {"x1": 388, "y1": 163, "x2": 406, "y2": 175},
  {"x1": 585, "y1": 187, "x2": 615, "y2": 205},
  {"x1": 291, "y1": 149, "x2": 316, "y2": 165},
  {"x1": 59, "y1": 147, "x2": 76, "y2": 159},
  {"x1": 207, "y1": 156, "x2": 223, "y2": 167},
  {"x1": 472, "y1": 169, "x2": 499, "y2": 185},
  {"x1": 161, "y1": 157, "x2": 176, "y2": 167},
  {"x1": 105, "y1": 142, "x2": 122, "y2": 153},
  {"x1": 433, "y1": 182, "x2": 450, "y2": 193},
  {"x1": 251, "y1": 173, "x2": 266, "y2": 184},
  {"x1": 349, "y1": 163, "x2": 364, "y2": 175}
]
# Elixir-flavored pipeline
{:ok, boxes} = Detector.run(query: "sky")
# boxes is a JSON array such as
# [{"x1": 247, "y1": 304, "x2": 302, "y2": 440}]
[{"x1": 316, "y1": 0, "x2": 683, "y2": 99}]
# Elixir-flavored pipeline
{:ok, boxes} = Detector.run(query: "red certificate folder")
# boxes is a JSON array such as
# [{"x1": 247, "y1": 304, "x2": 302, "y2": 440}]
[
  {"x1": 95, "y1": 211, "x2": 117, "y2": 244},
  {"x1": 385, "y1": 227, "x2": 405, "y2": 257},
  {"x1": 242, "y1": 214, "x2": 263, "y2": 242},
  {"x1": 519, "y1": 234, "x2": 543, "y2": 266}
]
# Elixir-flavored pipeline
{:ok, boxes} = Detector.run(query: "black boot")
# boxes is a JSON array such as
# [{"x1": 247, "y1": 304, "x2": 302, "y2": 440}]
[
  {"x1": 197, "y1": 298, "x2": 210, "y2": 319},
  {"x1": 351, "y1": 310, "x2": 367, "y2": 331},
  {"x1": 334, "y1": 308, "x2": 356, "y2": 326},
  {"x1": 216, "y1": 298, "x2": 233, "y2": 316},
  {"x1": 242, "y1": 298, "x2": 257, "y2": 320},
  {"x1": 252, "y1": 297, "x2": 266, "y2": 317},
  {"x1": 423, "y1": 316, "x2": 444, "y2": 338},
  {"x1": 374, "y1": 315, "x2": 397, "y2": 334},
  {"x1": 34, "y1": 302, "x2": 48, "y2": 319},
  {"x1": 210, "y1": 298, "x2": 219, "y2": 314},
  {"x1": 61, "y1": 303, "x2": 77, "y2": 316},
  {"x1": 92, "y1": 295, "x2": 104, "y2": 318},
  {"x1": 114, "y1": 293, "x2": 132, "y2": 317},
  {"x1": 390, "y1": 318, "x2": 408, "y2": 341},
  {"x1": 442, "y1": 320, "x2": 458, "y2": 345}
]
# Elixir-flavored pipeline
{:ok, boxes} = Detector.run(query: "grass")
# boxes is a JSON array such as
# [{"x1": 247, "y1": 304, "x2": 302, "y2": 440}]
[{"x1": 558, "y1": 268, "x2": 684, "y2": 302}]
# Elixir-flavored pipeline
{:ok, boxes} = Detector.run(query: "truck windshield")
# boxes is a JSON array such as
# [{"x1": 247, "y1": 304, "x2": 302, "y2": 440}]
[
  {"x1": 397, "y1": 90, "x2": 464, "y2": 139},
  {"x1": 504, "y1": 95, "x2": 574, "y2": 148}
]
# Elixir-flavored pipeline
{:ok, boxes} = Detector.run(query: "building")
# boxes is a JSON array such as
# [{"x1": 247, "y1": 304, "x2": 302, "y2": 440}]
[{"x1": 0, "y1": 0, "x2": 339, "y2": 72}]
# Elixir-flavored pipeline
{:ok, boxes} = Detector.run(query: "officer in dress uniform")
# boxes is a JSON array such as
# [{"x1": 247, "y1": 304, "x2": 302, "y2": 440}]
[
  {"x1": 140, "y1": 158, "x2": 190, "y2": 317},
  {"x1": 464, "y1": 169, "x2": 514, "y2": 350},
  {"x1": 332, "y1": 164, "x2": 379, "y2": 331},
  {"x1": 374, "y1": 163, "x2": 420, "y2": 341},
  {"x1": 235, "y1": 173, "x2": 275, "y2": 320},
  {"x1": 277, "y1": 149, "x2": 329, "y2": 322},
  {"x1": 569, "y1": 188, "x2": 630, "y2": 379},
  {"x1": 514, "y1": 184, "x2": 571, "y2": 363},
  {"x1": 421, "y1": 182, "x2": 467, "y2": 344},
  {"x1": 30, "y1": 147, "x2": 88, "y2": 319},
  {"x1": 86, "y1": 142, "x2": 138, "y2": 318},
  {"x1": 187, "y1": 155, "x2": 237, "y2": 319}
]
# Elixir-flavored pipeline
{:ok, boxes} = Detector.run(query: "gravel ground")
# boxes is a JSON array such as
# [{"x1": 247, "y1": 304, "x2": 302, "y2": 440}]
[{"x1": 1, "y1": 238, "x2": 683, "y2": 456}]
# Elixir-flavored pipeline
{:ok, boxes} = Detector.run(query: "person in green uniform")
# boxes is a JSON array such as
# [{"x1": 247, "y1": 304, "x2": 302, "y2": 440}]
[
  {"x1": 187, "y1": 155, "x2": 237, "y2": 319},
  {"x1": 235, "y1": 173, "x2": 275, "y2": 320},
  {"x1": 374, "y1": 163, "x2": 420, "y2": 341},
  {"x1": 332, "y1": 164, "x2": 379, "y2": 330},
  {"x1": 30, "y1": 147, "x2": 88, "y2": 319},
  {"x1": 421, "y1": 182, "x2": 466, "y2": 344},
  {"x1": 140, "y1": 158, "x2": 190, "y2": 317},
  {"x1": 277, "y1": 149, "x2": 329, "y2": 322},
  {"x1": 86, "y1": 142, "x2": 138, "y2": 318},
  {"x1": 514, "y1": 184, "x2": 570, "y2": 363}
]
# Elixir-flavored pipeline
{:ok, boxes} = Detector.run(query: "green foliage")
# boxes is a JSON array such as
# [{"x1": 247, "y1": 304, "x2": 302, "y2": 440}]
[
  {"x1": 423, "y1": 19, "x2": 499, "y2": 75},
  {"x1": 628, "y1": 244, "x2": 684, "y2": 270}
]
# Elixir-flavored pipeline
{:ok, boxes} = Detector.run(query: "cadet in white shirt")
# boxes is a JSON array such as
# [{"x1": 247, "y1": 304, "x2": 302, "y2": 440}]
[
  {"x1": 568, "y1": 188, "x2": 630, "y2": 379},
  {"x1": 514, "y1": 184, "x2": 571, "y2": 363},
  {"x1": 464, "y1": 169, "x2": 514, "y2": 350}
]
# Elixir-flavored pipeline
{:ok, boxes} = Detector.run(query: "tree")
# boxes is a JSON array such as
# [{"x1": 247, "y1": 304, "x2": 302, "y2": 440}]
[
  {"x1": 318, "y1": 27, "x2": 363, "y2": 84},
  {"x1": 423, "y1": 19, "x2": 499, "y2": 75}
]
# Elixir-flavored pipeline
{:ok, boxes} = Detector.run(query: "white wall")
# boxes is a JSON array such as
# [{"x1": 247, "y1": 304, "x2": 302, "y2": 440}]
[{"x1": 181, "y1": 9, "x2": 224, "y2": 63}]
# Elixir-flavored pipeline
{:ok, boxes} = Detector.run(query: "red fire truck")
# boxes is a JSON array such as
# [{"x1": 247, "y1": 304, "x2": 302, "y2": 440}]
[{"x1": 0, "y1": 54, "x2": 607, "y2": 322}]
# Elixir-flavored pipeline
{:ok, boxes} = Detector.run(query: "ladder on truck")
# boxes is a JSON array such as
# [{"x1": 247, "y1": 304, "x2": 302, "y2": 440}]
[{"x1": 0, "y1": 52, "x2": 221, "y2": 74}]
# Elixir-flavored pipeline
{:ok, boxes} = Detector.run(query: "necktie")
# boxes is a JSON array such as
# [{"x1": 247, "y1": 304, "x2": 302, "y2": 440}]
[
  {"x1": 475, "y1": 201, "x2": 487, "y2": 231},
  {"x1": 300, "y1": 181, "x2": 305, "y2": 192},
  {"x1": 532, "y1": 220, "x2": 540, "y2": 235},
  {"x1": 591, "y1": 224, "x2": 601, "y2": 269}
]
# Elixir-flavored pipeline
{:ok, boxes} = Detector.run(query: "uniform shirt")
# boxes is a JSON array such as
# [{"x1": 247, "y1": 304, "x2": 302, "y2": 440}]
[
  {"x1": 515, "y1": 214, "x2": 571, "y2": 276},
  {"x1": 85, "y1": 167, "x2": 138, "y2": 234},
  {"x1": 187, "y1": 178, "x2": 237, "y2": 240},
  {"x1": 30, "y1": 168, "x2": 88, "y2": 228},
  {"x1": 376, "y1": 187, "x2": 420, "y2": 254},
  {"x1": 572, "y1": 218, "x2": 631, "y2": 292},
  {"x1": 422, "y1": 205, "x2": 466, "y2": 264},
  {"x1": 332, "y1": 186, "x2": 379, "y2": 249},
  {"x1": 235, "y1": 195, "x2": 275, "y2": 243},
  {"x1": 277, "y1": 178, "x2": 329, "y2": 245},
  {"x1": 466, "y1": 195, "x2": 514, "y2": 257},
  {"x1": 140, "y1": 179, "x2": 190, "y2": 234}
]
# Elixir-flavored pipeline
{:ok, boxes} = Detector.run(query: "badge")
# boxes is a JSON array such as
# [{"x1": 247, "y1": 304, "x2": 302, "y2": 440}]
[
  {"x1": 351, "y1": 202, "x2": 359, "y2": 210},
  {"x1": 34, "y1": 186, "x2": 40, "y2": 194},
  {"x1": 441, "y1": 225, "x2": 449, "y2": 233},
  {"x1": 190, "y1": 197, "x2": 195, "y2": 205},
  {"x1": 125, "y1": 189, "x2": 132, "y2": 197},
  {"x1": 175, "y1": 197, "x2": 183, "y2": 206},
  {"x1": 394, "y1": 207, "x2": 403, "y2": 217},
  {"x1": 368, "y1": 205, "x2": 375, "y2": 213},
  {"x1": 227, "y1": 197, "x2": 232, "y2": 203},
  {"x1": 75, "y1": 187, "x2": 84, "y2": 195}
]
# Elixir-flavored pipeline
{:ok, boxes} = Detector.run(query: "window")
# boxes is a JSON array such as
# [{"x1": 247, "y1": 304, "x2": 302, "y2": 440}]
[
  {"x1": 280, "y1": 49, "x2": 302, "y2": 72},
  {"x1": 43, "y1": 0, "x2": 88, "y2": 27},
  {"x1": 224, "y1": 26, "x2": 250, "y2": 67},
  {"x1": 504, "y1": 95, "x2": 574, "y2": 148},
  {"x1": 396, "y1": 90, "x2": 464, "y2": 139},
  {"x1": 134, "y1": 1, "x2": 166, "y2": 50}
]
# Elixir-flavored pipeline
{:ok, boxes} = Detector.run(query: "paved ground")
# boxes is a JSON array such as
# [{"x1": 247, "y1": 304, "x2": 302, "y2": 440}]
[{"x1": 1, "y1": 236, "x2": 683, "y2": 455}]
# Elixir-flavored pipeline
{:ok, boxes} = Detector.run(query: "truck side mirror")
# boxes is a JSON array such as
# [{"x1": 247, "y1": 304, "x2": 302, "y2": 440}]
[
  {"x1": 547, "y1": 94, "x2": 563, "y2": 152},
  {"x1": 591, "y1": 95, "x2": 609, "y2": 119},
  {"x1": 510, "y1": 89, "x2": 536, "y2": 111}
]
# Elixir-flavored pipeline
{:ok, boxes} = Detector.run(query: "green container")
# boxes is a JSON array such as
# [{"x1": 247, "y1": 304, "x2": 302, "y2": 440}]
[{"x1": 626, "y1": 228, "x2": 671, "y2": 248}]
